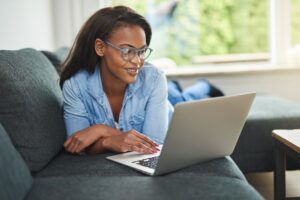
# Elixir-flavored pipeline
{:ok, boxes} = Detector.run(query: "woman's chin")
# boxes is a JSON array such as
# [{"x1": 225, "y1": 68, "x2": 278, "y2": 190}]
[{"x1": 125, "y1": 77, "x2": 137, "y2": 84}]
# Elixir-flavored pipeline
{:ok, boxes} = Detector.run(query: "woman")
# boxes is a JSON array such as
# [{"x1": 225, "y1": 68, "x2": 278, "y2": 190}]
[{"x1": 60, "y1": 6, "x2": 170, "y2": 155}]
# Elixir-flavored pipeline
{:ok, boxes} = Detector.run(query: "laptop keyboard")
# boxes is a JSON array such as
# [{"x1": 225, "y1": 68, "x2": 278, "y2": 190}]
[{"x1": 132, "y1": 156, "x2": 159, "y2": 169}]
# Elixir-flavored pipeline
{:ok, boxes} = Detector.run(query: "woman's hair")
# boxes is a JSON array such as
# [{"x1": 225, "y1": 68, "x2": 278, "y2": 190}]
[{"x1": 59, "y1": 6, "x2": 152, "y2": 88}]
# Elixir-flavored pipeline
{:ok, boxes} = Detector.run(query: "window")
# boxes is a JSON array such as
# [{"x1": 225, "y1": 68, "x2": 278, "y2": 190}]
[
  {"x1": 291, "y1": 0, "x2": 300, "y2": 45},
  {"x1": 112, "y1": 0, "x2": 269, "y2": 66},
  {"x1": 104, "y1": 0, "x2": 298, "y2": 68}
]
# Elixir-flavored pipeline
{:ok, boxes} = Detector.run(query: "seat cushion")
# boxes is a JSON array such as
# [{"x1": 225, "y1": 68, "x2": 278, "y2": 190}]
[
  {"x1": 26, "y1": 175, "x2": 263, "y2": 200},
  {"x1": 31, "y1": 153, "x2": 262, "y2": 200},
  {"x1": 0, "y1": 124, "x2": 33, "y2": 200},
  {"x1": 0, "y1": 48, "x2": 66, "y2": 172},
  {"x1": 35, "y1": 152, "x2": 245, "y2": 180},
  {"x1": 232, "y1": 94, "x2": 300, "y2": 172}
]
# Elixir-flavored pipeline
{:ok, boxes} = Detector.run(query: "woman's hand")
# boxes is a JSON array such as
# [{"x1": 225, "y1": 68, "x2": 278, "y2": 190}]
[
  {"x1": 102, "y1": 129, "x2": 159, "y2": 154},
  {"x1": 64, "y1": 124, "x2": 115, "y2": 154}
]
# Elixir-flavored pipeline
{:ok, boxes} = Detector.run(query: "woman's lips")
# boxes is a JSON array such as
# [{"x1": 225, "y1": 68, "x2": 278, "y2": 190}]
[{"x1": 125, "y1": 68, "x2": 139, "y2": 76}]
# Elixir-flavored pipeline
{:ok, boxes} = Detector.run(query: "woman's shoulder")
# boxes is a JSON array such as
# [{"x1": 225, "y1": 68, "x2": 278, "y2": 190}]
[
  {"x1": 136, "y1": 63, "x2": 167, "y2": 96},
  {"x1": 62, "y1": 69, "x2": 91, "y2": 92},
  {"x1": 140, "y1": 62, "x2": 165, "y2": 81},
  {"x1": 69, "y1": 69, "x2": 90, "y2": 81}
]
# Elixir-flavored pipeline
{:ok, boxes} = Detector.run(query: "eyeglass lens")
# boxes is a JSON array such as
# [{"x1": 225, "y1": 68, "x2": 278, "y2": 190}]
[{"x1": 122, "y1": 48, "x2": 151, "y2": 61}]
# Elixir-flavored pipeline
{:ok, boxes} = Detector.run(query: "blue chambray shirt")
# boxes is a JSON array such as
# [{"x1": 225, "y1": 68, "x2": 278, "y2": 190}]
[{"x1": 62, "y1": 64, "x2": 173, "y2": 144}]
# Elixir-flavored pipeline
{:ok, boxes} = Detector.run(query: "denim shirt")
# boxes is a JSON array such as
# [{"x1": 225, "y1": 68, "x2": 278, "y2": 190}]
[{"x1": 62, "y1": 64, "x2": 172, "y2": 144}]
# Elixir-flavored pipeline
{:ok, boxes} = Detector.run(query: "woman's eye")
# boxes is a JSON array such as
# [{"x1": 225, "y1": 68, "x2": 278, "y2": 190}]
[
  {"x1": 139, "y1": 49, "x2": 146, "y2": 55},
  {"x1": 127, "y1": 49, "x2": 136, "y2": 56},
  {"x1": 123, "y1": 48, "x2": 130, "y2": 54}
]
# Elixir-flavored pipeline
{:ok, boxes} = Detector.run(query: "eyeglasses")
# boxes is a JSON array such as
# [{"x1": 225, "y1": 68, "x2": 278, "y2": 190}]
[{"x1": 104, "y1": 40, "x2": 153, "y2": 61}]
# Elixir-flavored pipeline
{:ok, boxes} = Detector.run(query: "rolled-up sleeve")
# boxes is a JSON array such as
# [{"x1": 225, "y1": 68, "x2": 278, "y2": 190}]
[
  {"x1": 142, "y1": 71, "x2": 172, "y2": 144},
  {"x1": 62, "y1": 79, "x2": 90, "y2": 138}
]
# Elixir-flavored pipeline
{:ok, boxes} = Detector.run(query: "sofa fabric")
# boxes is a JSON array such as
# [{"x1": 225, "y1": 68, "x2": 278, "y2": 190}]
[
  {"x1": 35, "y1": 153, "x2": 245, "y2": 179},
  {"x1": 0, "y1": 48, "x2": 66, "y2": 172},
  {"x1": 27, "y1": 176, "x2": 262, "y2": 200},
  {"x1": 29, "y1": 155, "x2": 263, "y2": 200},
  {"x1": 232, "y1": 94, "x2": 300, "y2": 172},
  {"x1": 0, "y1": 124, "x2": 33, "y2": 200}
]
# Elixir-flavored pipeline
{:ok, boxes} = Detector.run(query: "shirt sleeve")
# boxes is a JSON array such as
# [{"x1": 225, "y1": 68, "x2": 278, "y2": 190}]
[
  {"x1": 62, "y1": 79, "x2": 90, "y2": 138},
  {"x1": 142, "y1": 70, "x2": 172, "y2": 144}
]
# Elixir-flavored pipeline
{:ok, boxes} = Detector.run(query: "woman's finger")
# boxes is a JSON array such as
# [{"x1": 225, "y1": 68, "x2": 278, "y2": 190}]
[
  {"x1": 72, "y1": 140, "x2": 81, "y2": 154},
  {"x1": 64, "y1": 137, "x2": 74, "y2": 151},
  {"x1": 64, "y1": 137, "x2": 72, "y2": 148},
  {"x1": 68, "y1": 138, "x2": 78, "y2": 153},
  {"x1": 128, "y1": 138, "x2": 157, "y2": 154},
  {"x1": 131, "y1": 144, "x2": 150, "y2": 154},
  {"x1": 137, "y1": 142, "x2": 157, "y2": 154},
  {"x1": 72, "y1": 138, "x2": 83, "y2": 154},
  {"x1": 126, "y1": 133, "x2": 150, "y2": 148},
  {"x1": 131, "y1": 131, "x2": 158, "y2": 148},
  {"x1": 76, "y1": 141, "x2": 87, "y2": 154}
]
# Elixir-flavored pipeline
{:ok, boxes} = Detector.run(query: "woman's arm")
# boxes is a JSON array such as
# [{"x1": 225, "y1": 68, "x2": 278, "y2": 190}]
[
  {"x1": 64, "y1": 124, "x2": 159, "y2": 155},
  {"x1": 63, "y1": 124, "x2": 118, "y2": 154},
  {"x1": 142, "y1": 70, "x2": 171, "y2": 144},
  {"x1": 85, "y1": 129, "x2": 159, "y2": 155}
]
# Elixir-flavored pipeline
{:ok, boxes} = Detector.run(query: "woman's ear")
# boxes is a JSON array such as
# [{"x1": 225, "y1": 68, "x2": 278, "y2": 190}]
[{"x1": 95, "y1": 38, "x2": 105, "y2": 56}]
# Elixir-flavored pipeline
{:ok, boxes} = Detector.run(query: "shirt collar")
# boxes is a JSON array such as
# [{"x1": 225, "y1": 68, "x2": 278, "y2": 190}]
[{"x1": 87, "y1": 65, "x2": 144, "y2": 103}]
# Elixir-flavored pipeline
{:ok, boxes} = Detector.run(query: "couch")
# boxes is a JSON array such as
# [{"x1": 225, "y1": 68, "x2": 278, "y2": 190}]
[
  {"x1": 1, "y1": 47, "x2": 297, "y2": 200},
  {"x1": 232, "y1": 94, "x2": 300, "y2": 172}
]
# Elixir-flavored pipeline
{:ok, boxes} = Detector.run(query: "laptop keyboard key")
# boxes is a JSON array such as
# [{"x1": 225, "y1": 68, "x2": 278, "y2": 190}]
[{"x1": 132, "y1": 156, "x2": 159, "y2": 169}]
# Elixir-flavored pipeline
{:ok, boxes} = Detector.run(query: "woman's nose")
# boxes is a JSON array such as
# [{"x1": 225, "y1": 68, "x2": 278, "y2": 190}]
[{"x1": 131, "y1": 54, "x2": 142, "y2": 67}]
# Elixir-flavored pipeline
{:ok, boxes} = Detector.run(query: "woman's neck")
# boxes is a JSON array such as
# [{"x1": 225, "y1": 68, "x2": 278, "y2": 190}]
[{"x1": 100, "y1": 67, "x2": 127, "y2": 96}]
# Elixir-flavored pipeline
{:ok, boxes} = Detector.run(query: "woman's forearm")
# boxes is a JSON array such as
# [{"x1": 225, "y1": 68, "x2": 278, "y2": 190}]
[
  {"x1": 85, "y1": 137, "x2": 108, "y2": 154},
  {"x1": 85, "y1": 125, "x2": 122, "y2": 155},
  {"x1": 64, "y1": 124, "x2": 122, "y2": 155}
]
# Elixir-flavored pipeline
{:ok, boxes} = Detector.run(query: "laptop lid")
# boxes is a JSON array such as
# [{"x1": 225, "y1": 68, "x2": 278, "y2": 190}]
[
  {"x1": 107, "y1": 93, "x2": 256, "y2": 176},
  {"x1": 153, "y1": 92, "x2": 255, "y2": 175}
]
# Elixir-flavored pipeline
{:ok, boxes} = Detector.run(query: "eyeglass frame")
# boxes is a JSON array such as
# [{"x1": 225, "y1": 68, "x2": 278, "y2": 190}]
[{"x1": 103, "y1": 40, "x2": 153, "y2": 61}]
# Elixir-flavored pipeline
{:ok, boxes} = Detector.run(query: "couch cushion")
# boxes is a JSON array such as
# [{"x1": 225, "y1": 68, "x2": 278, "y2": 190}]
[
  {"x1": 26, "y1": 175, "x2": 262, "y2": 200},
  {"x1": 40, "y1": 51, "x2": 62, "y2": 75},
  {"x1": 35, "y1": 152, "x2": 245, "y2": 180},
  {"x1": 32, "y1": 153, "x2": 263, "y2": 200},
  {"x1": 0, "y1": 124, "x2": 33, "y2": 200},
  {"x1": 0, "y1": 48, "x2": 66, "y2": 172},
  {"x1": 232, "y1": 94, "x2": 300, "y2": 172}
]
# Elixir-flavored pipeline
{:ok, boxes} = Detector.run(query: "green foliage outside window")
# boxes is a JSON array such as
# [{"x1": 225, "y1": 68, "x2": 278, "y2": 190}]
[
  {"x1": 199, "y1": 0, "x2": 268, "y2": 55},
  {"x1": 291, "y1": 0, "x2": 300, "y2": 45},
  {"x1": 112, "y1": 0, "x2": 298, "y2": 65}
]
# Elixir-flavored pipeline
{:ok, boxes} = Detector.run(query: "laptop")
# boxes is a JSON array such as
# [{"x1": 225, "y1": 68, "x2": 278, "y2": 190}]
[{"x1": 106, "y1": 92, "x2": 256, "y2": 176}]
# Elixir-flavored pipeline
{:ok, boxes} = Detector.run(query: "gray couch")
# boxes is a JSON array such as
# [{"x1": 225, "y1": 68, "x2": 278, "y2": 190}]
[
  {"x1": 232, "y1": 94, "x2": 300, "y2": 173},
  {"x1": 2, "y1": 47, "x2": 298, "y2": 200}
]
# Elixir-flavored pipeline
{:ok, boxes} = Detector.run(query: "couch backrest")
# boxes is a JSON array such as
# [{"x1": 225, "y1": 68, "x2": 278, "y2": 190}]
[
  {"x1": 0, "y1": 48, "x2": 66, "y2": 172},
  {"x1": 0, "y1": 124, "x2": 33, "y2": 200}
]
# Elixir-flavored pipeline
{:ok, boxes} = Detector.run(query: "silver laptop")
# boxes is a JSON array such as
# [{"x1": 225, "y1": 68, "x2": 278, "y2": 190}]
[{"x1": 106, "y1": 93, "x2": 256, "y2": 176}]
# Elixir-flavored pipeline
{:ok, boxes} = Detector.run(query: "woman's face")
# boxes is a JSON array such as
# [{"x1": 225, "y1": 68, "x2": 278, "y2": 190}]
[{"x1": 100, "y1": 25, "x2": 147, "y2": 85}]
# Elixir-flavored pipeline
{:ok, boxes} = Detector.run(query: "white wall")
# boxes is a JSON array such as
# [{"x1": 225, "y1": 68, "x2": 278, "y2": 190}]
[
  {"x1": 0, "y1": 0, "x2": 54, "y2": 50},
  {"x1": 0, "y1": 0, "x2": 100, "y2": 50},
  {"x1": 52, "y1": 0, "x2": 100, "y2": 49}
]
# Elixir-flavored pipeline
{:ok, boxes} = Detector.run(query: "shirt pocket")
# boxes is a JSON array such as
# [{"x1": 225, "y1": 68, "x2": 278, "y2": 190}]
[
  {"x1": 129, "y1": 114, "x2": 145, "y2": 132},
  {"x1": 92, "y1": 116, "x2": 107, "y2": 125}
]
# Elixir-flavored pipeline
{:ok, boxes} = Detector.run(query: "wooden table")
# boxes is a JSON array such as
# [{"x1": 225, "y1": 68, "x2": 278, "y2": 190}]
[{"x1": 272, "y1": 129, "x2": 300, "y2": 200}]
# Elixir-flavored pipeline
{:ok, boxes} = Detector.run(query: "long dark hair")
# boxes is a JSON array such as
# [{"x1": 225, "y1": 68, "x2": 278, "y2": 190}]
[{"x1": 59, "y1": 6, "x2": 152, "y2": 88}]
